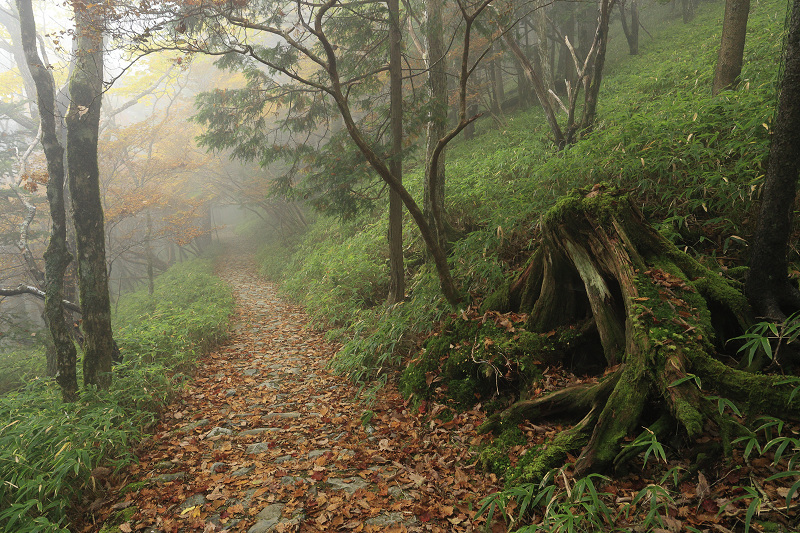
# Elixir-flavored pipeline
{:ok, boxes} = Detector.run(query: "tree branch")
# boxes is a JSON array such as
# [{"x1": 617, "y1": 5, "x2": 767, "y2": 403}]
[{"x1": 0, "y1": 284, "x2": 81, "y2": 313}]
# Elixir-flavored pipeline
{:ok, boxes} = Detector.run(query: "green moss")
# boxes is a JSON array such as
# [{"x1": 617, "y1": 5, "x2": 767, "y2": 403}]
[
  {"x1": 666, "y1": 249, "x2": 751, "y2": 327},
  {"x1": 669, "y1": 394, "x2": 704, "y2": 438},
  {"x1": 507, "y1": 427, "x2": 590, "y2": 486},
  {"x1": 541, "y1": 184, "x2": 626, "y2": 227},
  {"x1": 119, "y1": 480, "x2": 148, "y2": 495},
  {"x1": 477, "y1": 426, "x2": 527, "y2": 477},
  {"x1": 98, "y1": 505, "x2": 137, "y2": 533},
  {"x1": 400, "y1": 314, "x2": 550, "y2": 409},
  {"x1": 724, "y1": 266, "x2": 749, "y2": 282},
  {"x1": 479, "y1": 446, "x2": 512, "y2": 475},
  {"x1": 481, "y1": 283, "x2": 512, "y2": 313}
]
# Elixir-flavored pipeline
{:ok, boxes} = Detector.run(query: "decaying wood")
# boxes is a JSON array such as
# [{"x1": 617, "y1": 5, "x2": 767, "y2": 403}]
[{"x1": 480, "y1": 186, "x2": 799, "y2": 478}]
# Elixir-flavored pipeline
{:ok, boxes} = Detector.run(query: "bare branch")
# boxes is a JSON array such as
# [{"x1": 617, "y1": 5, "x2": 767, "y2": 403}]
[{"x1": 0, "y1": 284, "x2": 81, "y2": 313}]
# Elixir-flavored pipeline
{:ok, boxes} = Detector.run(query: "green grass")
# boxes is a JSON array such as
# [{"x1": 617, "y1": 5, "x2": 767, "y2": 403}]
[
  {"x1": 0, "y1": 257, "x2": 234, "y2": 532},
  {"x1": 252, "y1": 0, "x2": 786, "y2": 381},
  {"x1": 0, "y1": 346, "x2": 47, "y2": 396}
]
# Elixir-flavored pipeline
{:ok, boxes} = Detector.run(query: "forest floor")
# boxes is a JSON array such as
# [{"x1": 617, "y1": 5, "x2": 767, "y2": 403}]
[{"x1": 82, "y1": 254, "x2": 503, "y2": 533}]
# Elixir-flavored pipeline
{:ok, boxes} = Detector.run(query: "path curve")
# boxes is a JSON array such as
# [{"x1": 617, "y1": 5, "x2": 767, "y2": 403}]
[{"x1": 92, "y1": 255, "x2": 500, "y2": 533}]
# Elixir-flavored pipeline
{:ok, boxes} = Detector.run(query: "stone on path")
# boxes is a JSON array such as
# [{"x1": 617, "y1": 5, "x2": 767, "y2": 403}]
[
  {"x1": 241, "y1": 427, "x2": 281, "y2": 436},
  {"x1": 324, "y1": 477, "x2": 370, "y2": 495},
  {"x1": 246, "y1": 503, "x2": 304, "y2": 533},
  {"x1": 246, "y1": 442, "x2": 273, "y2": 455},
  {"x1": 205, "y1": 426, "x2": 234, "y2": 438}
]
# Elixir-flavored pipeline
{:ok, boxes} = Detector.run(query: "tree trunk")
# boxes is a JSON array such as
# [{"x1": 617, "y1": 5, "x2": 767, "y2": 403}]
[
  {"x1": 423, "y1": 0, "x2": 449, "y2": 251},
  {"x1": 16, "y1": 0, "x2": 78, "y2": 402},
  {"x1": 492, "y1": 42, "x2": 505, "y2": 111},
  {"x1": 67, "y1": 1, "x2": 115, "y2": 390},
  {"x1": 746, "y1": 0, "x2": 800, "y2": 319},
  {"x1": 502, "y1": 32, "x2": 566, "y2": 148},
  {"x1": 146, "y1": 210, "x2": 154, "y2": 295},
  {"x1": 712, "y1": 0, "x2": 751, "y2": 95},
  {"x1": 619, "y1": 0, "x2": 640, "y2": 55},
  {"x1": 463, "y1": 103, "x2": 478, "y2": 140},
  {"x1": 682, "y1": 0, "x2": 695, "y2": 23},
  {"x1": 480, "y1": 187, "x2": 796, "y2": 479},
  {"x1": 579, "y1": 0, "x2": 613, "y2": 135},
  {"x1": 533, "y1": 0, "x2": 553, "y2": 107},
  {"x1": 387, "y1": 0, "x2": 405, "y2": 306}
]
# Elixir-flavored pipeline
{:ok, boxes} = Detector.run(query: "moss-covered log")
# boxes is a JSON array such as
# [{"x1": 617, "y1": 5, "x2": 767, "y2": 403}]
[{"x1": 479, "y1": 185, "x2": 800, "y2": 480}]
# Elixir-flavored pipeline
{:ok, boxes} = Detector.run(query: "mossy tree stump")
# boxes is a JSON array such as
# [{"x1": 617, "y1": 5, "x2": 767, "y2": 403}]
[{"x1": 480, "y1": 185, "x2": 800, "y2": 479}]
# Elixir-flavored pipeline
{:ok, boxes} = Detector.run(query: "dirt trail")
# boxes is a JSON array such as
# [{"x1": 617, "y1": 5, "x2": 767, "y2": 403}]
[{"x1": 90, "y1": 255, "x2": 500, "y2": 533}]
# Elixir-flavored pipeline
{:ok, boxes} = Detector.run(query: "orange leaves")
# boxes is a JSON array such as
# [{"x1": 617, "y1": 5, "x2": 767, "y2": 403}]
[
  {"x1": 644, "y1": 267, "x2": 694, "y2": 293},
  {"x1": 85, "y1": 265, "x2": 507, "y2": 533}
]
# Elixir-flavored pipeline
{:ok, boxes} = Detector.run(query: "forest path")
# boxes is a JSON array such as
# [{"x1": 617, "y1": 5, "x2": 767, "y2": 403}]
[{"x1": 92, "y1": 252, "x2": 500, "y2": 533}]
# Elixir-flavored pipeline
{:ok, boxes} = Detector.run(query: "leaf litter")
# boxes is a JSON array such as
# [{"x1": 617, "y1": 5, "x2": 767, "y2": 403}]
[
  {"x1": 81, "y1": 259, "x2": 503, "y2": 532},
  {"x1": 79, "y1": 257, "x2": 800, "y2": 532}
]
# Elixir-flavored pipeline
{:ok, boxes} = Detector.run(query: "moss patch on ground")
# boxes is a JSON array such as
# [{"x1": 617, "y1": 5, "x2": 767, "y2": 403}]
[{"x1": 399, "y1": 314, "x2": 551, "y2": 409}]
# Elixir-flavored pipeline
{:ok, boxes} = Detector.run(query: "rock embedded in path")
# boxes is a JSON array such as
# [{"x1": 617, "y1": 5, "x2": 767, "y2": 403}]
[
  {"x1": 246, "y1": 503, "x2": 285, "y2": 533},
  {"x1": 205, "y1": 426, "x2": 234, "y2": 438},
  {"x1": 365, "y1": 511, "x2": 415, "y2": 527},
  {"x1": 267, "y1": 411, "x2": 301, "y2": 419},
  {"x1": 325, "y1": 477, "x2": 370, "y2": 495},
  {"x1": 153, "y1": 471, "x2": 185, "y2": 483},
  {"x1": 178, "y1": 493, "x2": 207, "y2": 513},
  {"x1": 241, "y1": 427, "x2": 282, "y2": 436},
  {"x1": 246, "y1": 441, "x2": 274, "y2": 455},
  {"x1": 179, "y1": 418, "x2": 209, "y2": 433},
  {"x1": 307, "y1": 449, "x2": 331, "y2": 460},
  {"x1": 209, "y1": 462, "x2": 227, "y2": 473},
  {"x1": 231, "y1": 465, "x2": 255, "y2": 476}
]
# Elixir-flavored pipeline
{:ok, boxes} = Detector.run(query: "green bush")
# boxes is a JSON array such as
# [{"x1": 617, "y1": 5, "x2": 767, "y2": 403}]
[{"x1": 0, "y1": 258, "x2": 234, "y2": 532}]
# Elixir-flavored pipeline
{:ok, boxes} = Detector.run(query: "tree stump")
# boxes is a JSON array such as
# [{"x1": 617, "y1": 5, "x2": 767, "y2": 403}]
[{"x1": 480, "y1": 185, "x2": 800, "y2": 479}]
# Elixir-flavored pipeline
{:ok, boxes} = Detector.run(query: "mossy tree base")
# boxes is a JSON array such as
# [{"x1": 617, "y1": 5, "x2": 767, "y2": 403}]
[{"x1": 479, "y1": 186, "x2": 800, "y2": 479}]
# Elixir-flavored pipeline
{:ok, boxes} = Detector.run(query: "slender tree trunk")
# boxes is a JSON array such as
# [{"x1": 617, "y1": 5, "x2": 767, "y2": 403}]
[
  {"x1": 746, "y1": 0, "x2": 800, "y2": 319},
  {"x1": 619, "y1": 0, "x2": 640, "y2": 55},
  {"x1": 463, "y1": 103, "x2": 478, "y2": 140},
  {"x1": 67, "y1": 1, "x2": 114, "y2": 390},
  {"x1": 682, "y1": 0, "x2": 695, "y2": 23},
  {"x1": 387, "y1": 0, "x2": 405, "y2": 305},
  {"x1": 712, "y1": 0, "x2": 751, "y2": 95},
  {"x1": 502, "y1": 32, "x2": 566, "y2": 148},
  {"x1": 16, "y1": 0, "x2": 78, "y2": 402},
  {"x1": 493, "y1": 42, "x2": 505, "y2": 110},
  {"x1": 580, "y1": 0, "x2": 614, "y2": 134},
  {"x1": 146, "y1": 210, "x2": 154, "y2": 295},
  {"x1": 423, "y1": 0, "x2": 449, "y2": 250},
  {"x1": 534, "y1": 0, "x2": 553, "y2": 106}
]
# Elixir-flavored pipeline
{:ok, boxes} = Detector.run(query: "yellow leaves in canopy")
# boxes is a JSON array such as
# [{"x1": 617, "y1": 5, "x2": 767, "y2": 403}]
[{"x1": 0, "y1": 69, "x2": 25, "y2": 101}]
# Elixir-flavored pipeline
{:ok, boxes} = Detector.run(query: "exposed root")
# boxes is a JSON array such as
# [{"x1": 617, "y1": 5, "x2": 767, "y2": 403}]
[{"x1": 482, "y1": 186, "x2": 800, "y2": 482}]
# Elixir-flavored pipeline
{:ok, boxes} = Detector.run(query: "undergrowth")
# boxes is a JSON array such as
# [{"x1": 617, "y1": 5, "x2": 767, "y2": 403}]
[
  {"x1": 0, "y1": 257, "x2": 234, "y2": 532},
  {"x1": 252, "y1": 0, "x2": 786, "y2": 383},
  {"x1": 0, "y1": 345, "x2": 47, "y2": 395}
]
